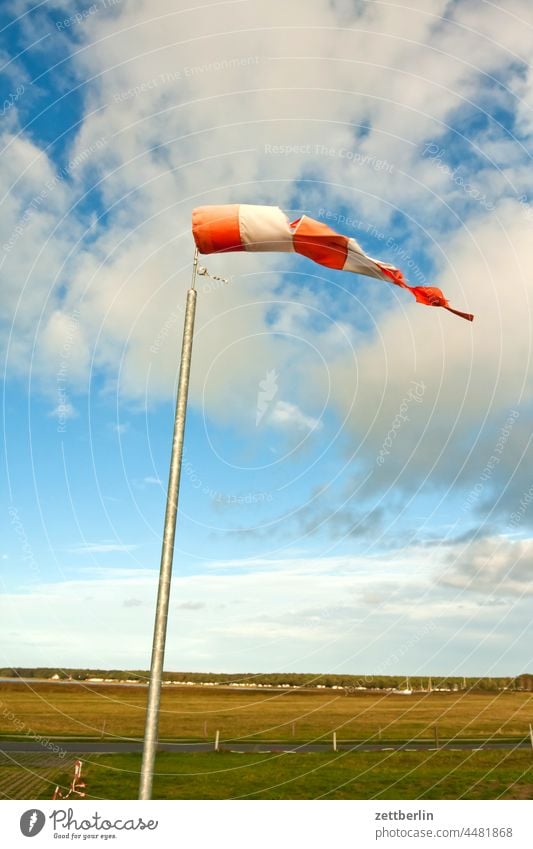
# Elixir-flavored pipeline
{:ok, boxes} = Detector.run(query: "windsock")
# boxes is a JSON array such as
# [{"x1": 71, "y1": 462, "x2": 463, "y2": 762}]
[{"x1": 192, "y1": 204, "x2": 473, "y2": 321}]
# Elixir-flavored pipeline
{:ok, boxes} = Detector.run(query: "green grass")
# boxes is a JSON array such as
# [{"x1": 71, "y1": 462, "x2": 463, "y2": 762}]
[{"x1": 32, "y1": 750, "x2": 533, "y2": 800}]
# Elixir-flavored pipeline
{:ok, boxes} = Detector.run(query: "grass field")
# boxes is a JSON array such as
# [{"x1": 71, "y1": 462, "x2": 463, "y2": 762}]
[
  {"x1": 1, "y1": 682, "x2": 533, "y2": 799},
  {"x1": 2, "y1": 750, "x2": 533, "y2": 801},
  {"x1": 1, "y1": 682, "x2": 533, "y2": 743}
]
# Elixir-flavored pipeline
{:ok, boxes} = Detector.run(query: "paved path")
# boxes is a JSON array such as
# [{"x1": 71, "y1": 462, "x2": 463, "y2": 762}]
[{"x1": 1, "y1": 739, "x2": 529, "y2": 755}]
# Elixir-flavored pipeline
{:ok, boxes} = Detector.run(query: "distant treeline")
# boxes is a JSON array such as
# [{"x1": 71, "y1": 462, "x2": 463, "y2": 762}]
[{"x1": 1, "y1": 668, "x2": 532, "y2": 691}]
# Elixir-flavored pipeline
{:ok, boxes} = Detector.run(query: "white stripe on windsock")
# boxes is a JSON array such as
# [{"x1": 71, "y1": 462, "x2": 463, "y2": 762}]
[{"x1": 239, "y1": 205, "x2": 294, "y2": 252}]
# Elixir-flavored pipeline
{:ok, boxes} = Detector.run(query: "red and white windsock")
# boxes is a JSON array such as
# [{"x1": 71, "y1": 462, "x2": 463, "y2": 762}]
[{"x1": 192, "y1": 204, "x2": 473, "y2": 321}]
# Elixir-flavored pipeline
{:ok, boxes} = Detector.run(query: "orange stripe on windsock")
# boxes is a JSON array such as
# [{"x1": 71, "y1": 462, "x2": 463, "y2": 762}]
[
  {"x1": 192, "y1": 205, "x2": 244, "y2": 254},
  {"x1": 291, "y1": 216, "x2": 348, "y2": 270},
  {"x1": 376, "y1": 265, "x2": 474, "y2": 322}
]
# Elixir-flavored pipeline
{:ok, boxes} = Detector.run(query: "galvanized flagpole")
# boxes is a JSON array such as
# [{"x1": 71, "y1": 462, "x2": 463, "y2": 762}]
[{"x1": 139, "y1": 248, "x2": 199, "y2": 799}]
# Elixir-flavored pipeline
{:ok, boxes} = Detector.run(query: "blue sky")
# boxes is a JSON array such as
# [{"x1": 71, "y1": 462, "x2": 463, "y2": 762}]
[{"x1": 1, "y1": 0, "x2": 532, "y2": 675}]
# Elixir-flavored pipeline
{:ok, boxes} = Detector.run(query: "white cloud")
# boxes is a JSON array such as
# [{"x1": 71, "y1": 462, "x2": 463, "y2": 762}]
[
  {"x1": 48, "y1": 401, "x2": 77, "y2": 420},
  {"x1": 2, "y1": 0, "x2": 531, "y2": 431},
  {"x1": 1, "y1": 549, "x2": 530, "y2": 672},
  {"x1": 438, "y1": 536, "x2": 533, "y2": 596},
  {"x1": 67, "y1": 542, "x2": 138, "y2": 553},
  {"x1": 270, "y1": 400, "x2": 323, "y2": 432},
  {"x1": 112, "y1": 422, "x2": 129, "y2": 434}
]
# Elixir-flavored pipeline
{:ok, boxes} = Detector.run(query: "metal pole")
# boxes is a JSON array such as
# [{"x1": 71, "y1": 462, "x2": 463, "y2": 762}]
[{"x1": 138, "y1": 249, "x2": 199, "y2": 799}]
